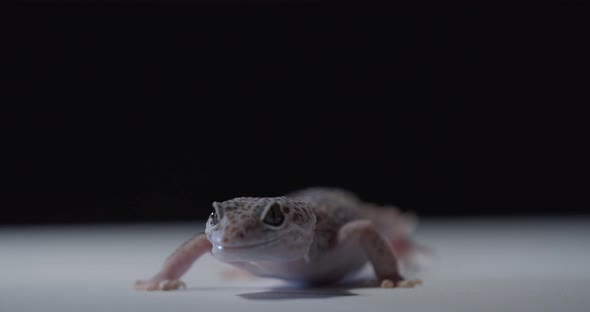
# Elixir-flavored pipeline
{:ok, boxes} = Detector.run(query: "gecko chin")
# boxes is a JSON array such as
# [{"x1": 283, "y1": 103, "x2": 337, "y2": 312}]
[{"x1": 211, "y1": 239, "x2": 309, "y2": 263}]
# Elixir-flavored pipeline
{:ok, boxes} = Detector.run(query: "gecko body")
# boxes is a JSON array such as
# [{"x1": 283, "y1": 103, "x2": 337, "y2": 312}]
[{"x1": 135, "y1": 188, "x2": 422, "y2": 290}]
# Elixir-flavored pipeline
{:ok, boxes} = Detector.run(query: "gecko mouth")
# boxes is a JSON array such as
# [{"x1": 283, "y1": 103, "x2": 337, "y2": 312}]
[
  {"x1": 211, "y1": 233, "x2": 311, "y2": 263},
  {"x1": 212, "y1": 235, "x2": 285, "y2": 251}
]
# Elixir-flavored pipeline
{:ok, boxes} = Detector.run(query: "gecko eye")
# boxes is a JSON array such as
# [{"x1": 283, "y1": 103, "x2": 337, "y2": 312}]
[
  {"x1": 210, "y1": 202, "x2": 222, "y2": 226},
  {"x1": 262, "y1": 202, "x2": 285, "y2": 228},
  {"x1": 209, "y1": 211, "x2": 220, "y2": 226}
]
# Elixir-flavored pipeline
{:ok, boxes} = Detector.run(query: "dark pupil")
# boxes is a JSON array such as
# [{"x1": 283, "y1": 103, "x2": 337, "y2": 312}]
[
  {"x1": 264, "y1": 203, "x2": 284, "y2": 226},
  {"x1": 210, "y1": 211, "x2": 218, "y2": 225}
]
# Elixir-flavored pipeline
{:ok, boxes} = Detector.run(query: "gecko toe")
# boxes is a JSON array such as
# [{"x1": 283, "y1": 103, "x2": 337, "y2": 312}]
[
  {"x1": 380, "y1": 279, "x2": 395, "y2": 288},
  {"x1": 134, "y1": 280, "x2": 161, "y2": 291},
  {"x1": 396, "y1": 279, "x2": 423, "y2": 288},
  {"x1": 162, "y1": 280, "x2": 186, "y2": 291},
  {"x1": 379, "y1": 278, "x2": 423, "y2": 288}
]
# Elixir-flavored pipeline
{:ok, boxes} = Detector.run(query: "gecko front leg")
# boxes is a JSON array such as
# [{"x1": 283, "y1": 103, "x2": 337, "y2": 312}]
[
  {"x1": 338, "y1": 220, "x2": 420, "y2": 288},
  {"x1": 135, "y1": 232, "x2": 211, "y2": 291}
]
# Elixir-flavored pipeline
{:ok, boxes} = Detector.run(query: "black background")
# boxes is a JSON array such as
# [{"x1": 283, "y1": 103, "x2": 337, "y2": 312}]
[{"x1": 3, "y1": 1, "x2": 588, "y2": 224}]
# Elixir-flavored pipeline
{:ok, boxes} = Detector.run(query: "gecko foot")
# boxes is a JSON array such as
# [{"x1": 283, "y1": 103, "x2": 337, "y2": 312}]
[
  {"x1": 134, "y1": 279, "x2": 186, "y2": 291},
  {"x1": 380, "y1": 279, "x2": 423, "y2": 288},
  {"x1": 162, "y1": 280, "x2": 186, "y2": 291},
  {"x1": 134, "y1": 279, "x2": 161, "y2": 291}
]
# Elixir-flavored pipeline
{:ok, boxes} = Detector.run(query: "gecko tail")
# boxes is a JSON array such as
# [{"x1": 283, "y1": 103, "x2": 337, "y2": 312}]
[
  {"x1": 390, "y1": 237, "x2": 433, "y2": 273},
  {"x1": 364, "y1": 204, "x2": 432, "y2": 271},
  {"x1": 385, "y1": 210, "x2": 432, "y2": 271}
]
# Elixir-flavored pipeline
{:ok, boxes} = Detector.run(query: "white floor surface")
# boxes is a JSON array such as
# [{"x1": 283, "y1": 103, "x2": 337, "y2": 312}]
[{"x1": 1, "y1": 217, "x2": 589, "y2": 312}]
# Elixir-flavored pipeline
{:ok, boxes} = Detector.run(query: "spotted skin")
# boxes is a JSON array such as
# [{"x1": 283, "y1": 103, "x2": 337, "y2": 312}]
[{"x1": 135, "y1": 188, "x2": 422, "y2": 290}]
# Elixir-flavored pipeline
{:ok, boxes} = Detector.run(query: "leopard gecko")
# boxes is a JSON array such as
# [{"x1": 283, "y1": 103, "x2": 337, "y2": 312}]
[{"x1": 135, "y1": 187, "x2": 423, "y2": 291}]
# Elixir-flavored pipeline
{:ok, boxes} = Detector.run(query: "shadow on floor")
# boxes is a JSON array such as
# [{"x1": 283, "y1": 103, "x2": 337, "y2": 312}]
[
  {"x1": 237, "y1": 279, "x2": 381, "y2": 300},
  {"x1": 238, "y1": 288, "x2": 358, "y2": 300}
]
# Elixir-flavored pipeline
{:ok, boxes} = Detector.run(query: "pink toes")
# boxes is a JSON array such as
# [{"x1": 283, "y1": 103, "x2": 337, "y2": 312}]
[
  {"x1": 380, "y1": 278, "x2": 423, "y2": 288},
  {"x1": 134, "y1": 279, "x2": 186, "y2": 291},
  {"x1": 134, "y1": 279, "x2": 160, "y2": 291},
  {"x1": 161, "y1": 280, "x2": 186, "y2": 291}
]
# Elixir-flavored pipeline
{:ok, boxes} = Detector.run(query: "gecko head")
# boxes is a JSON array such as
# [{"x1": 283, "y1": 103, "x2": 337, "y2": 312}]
[{"x1": 205, "y1": 197, "x2": 316, "y2": 262}]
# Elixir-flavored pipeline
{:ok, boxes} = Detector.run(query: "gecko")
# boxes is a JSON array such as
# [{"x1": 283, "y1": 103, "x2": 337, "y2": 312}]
[{"x1": 135, "y1": 187, "x2": 424, "y2": 291}]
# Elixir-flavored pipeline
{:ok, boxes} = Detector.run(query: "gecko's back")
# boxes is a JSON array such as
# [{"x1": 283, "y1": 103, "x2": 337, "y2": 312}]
[
  {"x1": 288, "y1": 187, "x2": 364, "y2": 250},
  {"x1": 289, "y1": 187, "x2": 411, "y2": 249}
]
